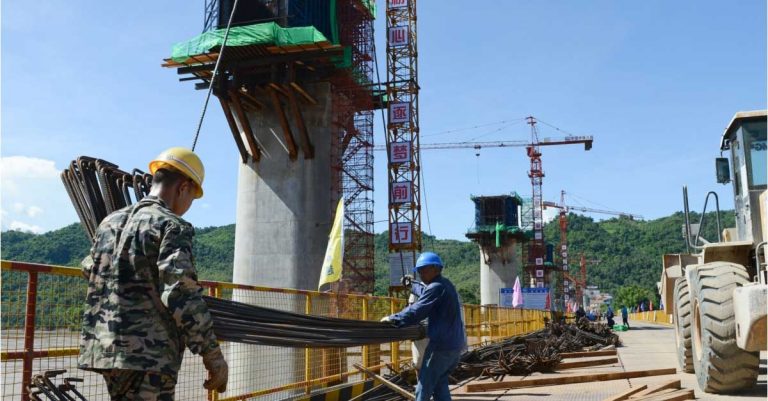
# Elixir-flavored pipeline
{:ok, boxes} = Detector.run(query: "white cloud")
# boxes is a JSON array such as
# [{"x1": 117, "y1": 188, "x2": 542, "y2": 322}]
[
  {"x1": 1, "y1": 156, "x2": 77, "y2": 233},
  {"x1": 8, "y1": 220, "x2": 44, "y2": 234},
  {"x1": 1, "y1": 156, "x2": 59, "y2": 179},
  {"x1": 26, "y1": 206, "x2": 44, "y2": 218}
]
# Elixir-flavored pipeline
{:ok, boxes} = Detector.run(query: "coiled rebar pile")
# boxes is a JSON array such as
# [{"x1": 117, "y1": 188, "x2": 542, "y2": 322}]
[{"x1": 452, "y1": 320, "x2": 620, "y2": 382}]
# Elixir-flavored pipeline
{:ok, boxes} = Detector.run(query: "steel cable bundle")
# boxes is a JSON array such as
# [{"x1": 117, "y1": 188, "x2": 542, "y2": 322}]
[{"x1": 203, "y1": 296, "x2": 425, "y2": 347}]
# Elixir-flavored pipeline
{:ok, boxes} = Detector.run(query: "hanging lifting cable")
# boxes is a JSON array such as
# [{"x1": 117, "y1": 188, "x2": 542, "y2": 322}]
[
  {"x1": 419, "y1": 154, "x2": 435, "y2": 250},
  {"x1": 567, "y1": 192, "x2": 622, "y2": 214},
  {"x1": 534, "y1": 118, "x2": 581, "y2": 137},
  {"x1": 421, "y1": 118, "x2": 527, "y2": 138},
  {"x1": 465, "y1": 119, "x2": 528, "y2": 142},
  {"x1": 191, "y1": 0, "x2": 241, "y2": 151},
  {"x1": 203, "y1": 296, "x2": 424, "y2": 347}
]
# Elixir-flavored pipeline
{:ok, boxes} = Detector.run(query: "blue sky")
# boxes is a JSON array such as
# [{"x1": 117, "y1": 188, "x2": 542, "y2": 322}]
[{"x1": 2, "y1": 1, "x2": 765, "y2": 240}]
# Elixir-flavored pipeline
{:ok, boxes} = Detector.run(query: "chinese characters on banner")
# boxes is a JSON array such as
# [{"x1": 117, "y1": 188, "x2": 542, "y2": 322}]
[
  {"x1": 535, "y1": 257, "x2": 543, "y2": 266},
  {"x1": 535, "y1": 269, "x2": 544, "y2": 278},
  {"x1": 388, "y1": 26, "x2": 409, "y2": 47},
  {"x1": 563, "y1": 280, "x2": 570, "y2": 287},
  {"x1": 390, "y1": 141, "x2": 411, "y2": 163},
  {"x1": 389, "y1": 0, "x2": 408, "y2": 8},
  {"x1": 389, "y1": 102, "x2": 410, "y2": 124},
  {"x1": 391, "y1": 181, "x2": 412, "y2": 204},
  {"x1": 390, "y1": 222, "x2": 413, "y2": 244}
]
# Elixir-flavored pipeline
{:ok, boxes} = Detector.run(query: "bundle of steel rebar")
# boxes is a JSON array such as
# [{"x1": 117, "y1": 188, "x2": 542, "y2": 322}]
[
  {"x1": 203, "y1": 296, "x2": 425, "y2": 347},
  {"x1": 61, "y1": 156, "x2": 151, "y2": 239},
  {"x1": 27, "y1": 370, "x2": 87, "y2": 401},
  {"x1": 452, "y1": 320, "x2": 620, "y2": 381}
]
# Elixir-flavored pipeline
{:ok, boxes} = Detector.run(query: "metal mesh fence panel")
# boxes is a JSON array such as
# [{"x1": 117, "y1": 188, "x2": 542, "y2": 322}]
[{"x1": 2, "y1": 261, "x2": 557, "y2": 401}]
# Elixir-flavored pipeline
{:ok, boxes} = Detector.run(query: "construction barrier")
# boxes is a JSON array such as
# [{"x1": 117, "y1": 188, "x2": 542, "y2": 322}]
[
  {"x1": 1, "y1": 260, "x2": 550, "y2": 401},
  {"x1": 628, "y1": 311, "x2": 673, "y2": 326}
]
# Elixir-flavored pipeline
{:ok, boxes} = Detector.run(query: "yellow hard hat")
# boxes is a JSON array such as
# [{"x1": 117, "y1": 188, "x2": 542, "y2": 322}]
[{"x1": 148, "y1": 147, "x2": 205, "y2": 198}]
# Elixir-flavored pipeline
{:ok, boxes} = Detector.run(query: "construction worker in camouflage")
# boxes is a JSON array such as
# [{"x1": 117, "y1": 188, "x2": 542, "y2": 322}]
[{"x1": 79, "y1": 147, "x2": 228, "y2": 400}]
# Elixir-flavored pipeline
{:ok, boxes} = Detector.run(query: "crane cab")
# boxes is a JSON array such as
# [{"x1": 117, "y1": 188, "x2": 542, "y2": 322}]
[{"x1": 717, "y1": 110, "x2": 767, "y2": 245}]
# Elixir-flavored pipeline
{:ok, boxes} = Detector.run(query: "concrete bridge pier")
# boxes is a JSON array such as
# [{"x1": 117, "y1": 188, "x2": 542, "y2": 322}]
[
  {"x1": 479, "y1": 241, "x2": 520, "y2": 306},
  {"x1": 229, "y1": 82, "x2": 334, "y2": 399}
]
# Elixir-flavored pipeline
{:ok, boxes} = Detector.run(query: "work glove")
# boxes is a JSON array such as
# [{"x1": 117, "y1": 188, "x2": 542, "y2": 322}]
[
  {"x1": 202, "y1": 347, "x2": 228, "y2": 393},
  {"x1": 380, "y1": 316, "x2": 392, "y2": 323}
]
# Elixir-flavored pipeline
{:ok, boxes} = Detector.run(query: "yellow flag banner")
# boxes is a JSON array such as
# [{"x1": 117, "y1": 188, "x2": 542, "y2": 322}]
[{"x1": 318, "y1": 198, "x2": 344, "y2": 290}]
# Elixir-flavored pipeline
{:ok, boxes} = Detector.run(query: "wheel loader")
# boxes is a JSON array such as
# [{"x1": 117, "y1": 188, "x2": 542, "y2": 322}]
[{"x1": 660, "y1": 110, "x2": 767, "y2": 393}]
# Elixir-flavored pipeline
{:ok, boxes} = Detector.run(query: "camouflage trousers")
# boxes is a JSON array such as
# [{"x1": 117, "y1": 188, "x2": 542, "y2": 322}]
[{"x1": 98, "y1": 369, "x2": 177, "y2": 401}]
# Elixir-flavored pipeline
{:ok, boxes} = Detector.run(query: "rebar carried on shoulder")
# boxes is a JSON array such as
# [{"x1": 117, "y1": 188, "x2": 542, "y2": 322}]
[
  {"x1": 61, "y1": 156, "x2": 152, "y2": 239},
  {"x1": 203, "y1": 296, "x2": 425, "y2": 347}
]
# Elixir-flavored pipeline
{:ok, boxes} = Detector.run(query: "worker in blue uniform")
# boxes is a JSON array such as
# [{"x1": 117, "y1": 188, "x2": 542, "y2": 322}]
[{"x1": 381, "y1": 252, "x2": 466, "y2": 401}]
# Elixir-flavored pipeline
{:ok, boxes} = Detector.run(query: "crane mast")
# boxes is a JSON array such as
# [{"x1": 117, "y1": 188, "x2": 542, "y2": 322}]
[
  {"x1": 544, "y1": 190, "x2": 641, "y2": 308},
  {"x1": 375, "y1": 119, "x2": 594, "y2": 307},
  {"x1": 386, "y1": 0, "x2": 421, "y2": 297}
]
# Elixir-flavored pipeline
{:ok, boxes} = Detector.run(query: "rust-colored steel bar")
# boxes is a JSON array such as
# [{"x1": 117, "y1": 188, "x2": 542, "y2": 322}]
[
  {"x1": 229, "y1": 90, "x2": 263, "y2": 162},
  {"x1": 285, "y1": 85, "x2": 314, "y2": 159},
  {"x1": 289, "y1": 82, "x2": 317, "y2": 105},
  {"x1": 218, "y1": 97, "x2": 250, "y2": 163},
  {"x1": 237, "y1": 89, "x2": 265, "y2": 110},
  {"x1": 21, "y1": 271, "x2": 38, "y2": 401},
  {"x1": 268, "y1": 86, "x2": 298, "y2": 160}
]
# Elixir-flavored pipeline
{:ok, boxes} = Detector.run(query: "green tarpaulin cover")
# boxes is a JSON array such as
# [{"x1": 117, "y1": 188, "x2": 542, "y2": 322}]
[
  {"x1": 361, "y1": 0, "x2": 376, "y2": 18},
  {"x1": 171, "y1": 22, "x2": 330, "y2": 63}
]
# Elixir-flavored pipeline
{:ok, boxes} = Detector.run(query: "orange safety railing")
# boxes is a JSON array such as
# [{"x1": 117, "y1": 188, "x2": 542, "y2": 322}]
[{"x1": 1, "y1": 260, "x2": 551, "y2": 401}]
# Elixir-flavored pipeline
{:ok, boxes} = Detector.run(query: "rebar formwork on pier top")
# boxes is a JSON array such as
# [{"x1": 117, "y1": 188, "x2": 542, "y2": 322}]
[
  {"x1": 466, "y1": 194, "x2": 528, "y2": 249},
  {"x1": 164, "y1": 0, "x2": 380, "y2": 294}
]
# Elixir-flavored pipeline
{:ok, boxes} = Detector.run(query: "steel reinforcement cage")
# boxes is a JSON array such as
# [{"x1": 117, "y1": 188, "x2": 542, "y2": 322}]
[{"x1": 1, "y1": 260, "x2": 550, "y2": 401}]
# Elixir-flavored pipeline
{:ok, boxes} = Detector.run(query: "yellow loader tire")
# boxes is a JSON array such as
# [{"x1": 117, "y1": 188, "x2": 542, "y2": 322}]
[
  {"x1": 673, "y1": 277, "x2": 694, "y2": 373},
  {"x1": 691, "y1": 262, "x2": 759, "y2": 393}
]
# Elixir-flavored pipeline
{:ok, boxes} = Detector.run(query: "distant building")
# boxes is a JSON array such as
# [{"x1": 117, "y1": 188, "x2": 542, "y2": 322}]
[{"x1": 584, "y1": 285, "x2": 613, "y2": 311}]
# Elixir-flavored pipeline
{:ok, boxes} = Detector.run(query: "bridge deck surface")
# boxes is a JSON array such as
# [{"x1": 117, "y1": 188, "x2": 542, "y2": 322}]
[{"x1": 454, "y1": 321, "x2": 767, "y2": 401}]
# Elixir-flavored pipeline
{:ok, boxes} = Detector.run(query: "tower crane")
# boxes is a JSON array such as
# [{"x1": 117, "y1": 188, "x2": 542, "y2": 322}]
[
  {"x1": 374, "y1": 118, "x2": 593, "y2": 306},
  {"x1": 544, "y1": 190, "x2": 642, "y2": 308},
  {"x1": 372, "y1": 137, "x2": 593, "y2": 152}
]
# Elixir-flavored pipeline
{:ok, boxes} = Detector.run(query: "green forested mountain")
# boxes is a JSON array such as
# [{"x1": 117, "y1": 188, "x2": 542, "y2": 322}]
[
  {"x1": 0, "y1": 223, "x2": 237, "y2": 282},
  {"x1": 1, "y1": 210, "x2": 734, "y2": 306}
]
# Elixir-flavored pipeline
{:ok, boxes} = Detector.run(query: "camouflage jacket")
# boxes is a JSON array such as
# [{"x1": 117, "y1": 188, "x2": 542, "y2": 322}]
[{"x1": 78, "y1": 196, "x2": 218, "y2": 375}]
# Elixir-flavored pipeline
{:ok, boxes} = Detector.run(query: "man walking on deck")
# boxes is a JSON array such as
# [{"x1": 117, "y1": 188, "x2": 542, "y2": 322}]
[
  {"x1": 621, "y1": 305, "x2": 630, "y2": 328},
  {"x1": 79, "y1": 148, "x2": 228, "y2": 400},
  {"x1": 381, "y1": 252, "x2": 466, "y2": 401}
]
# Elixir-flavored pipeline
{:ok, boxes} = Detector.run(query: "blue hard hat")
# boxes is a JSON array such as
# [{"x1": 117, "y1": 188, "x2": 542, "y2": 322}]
[{"x1": 413, "y1": 252, "x2": 443, "y2": 273}]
